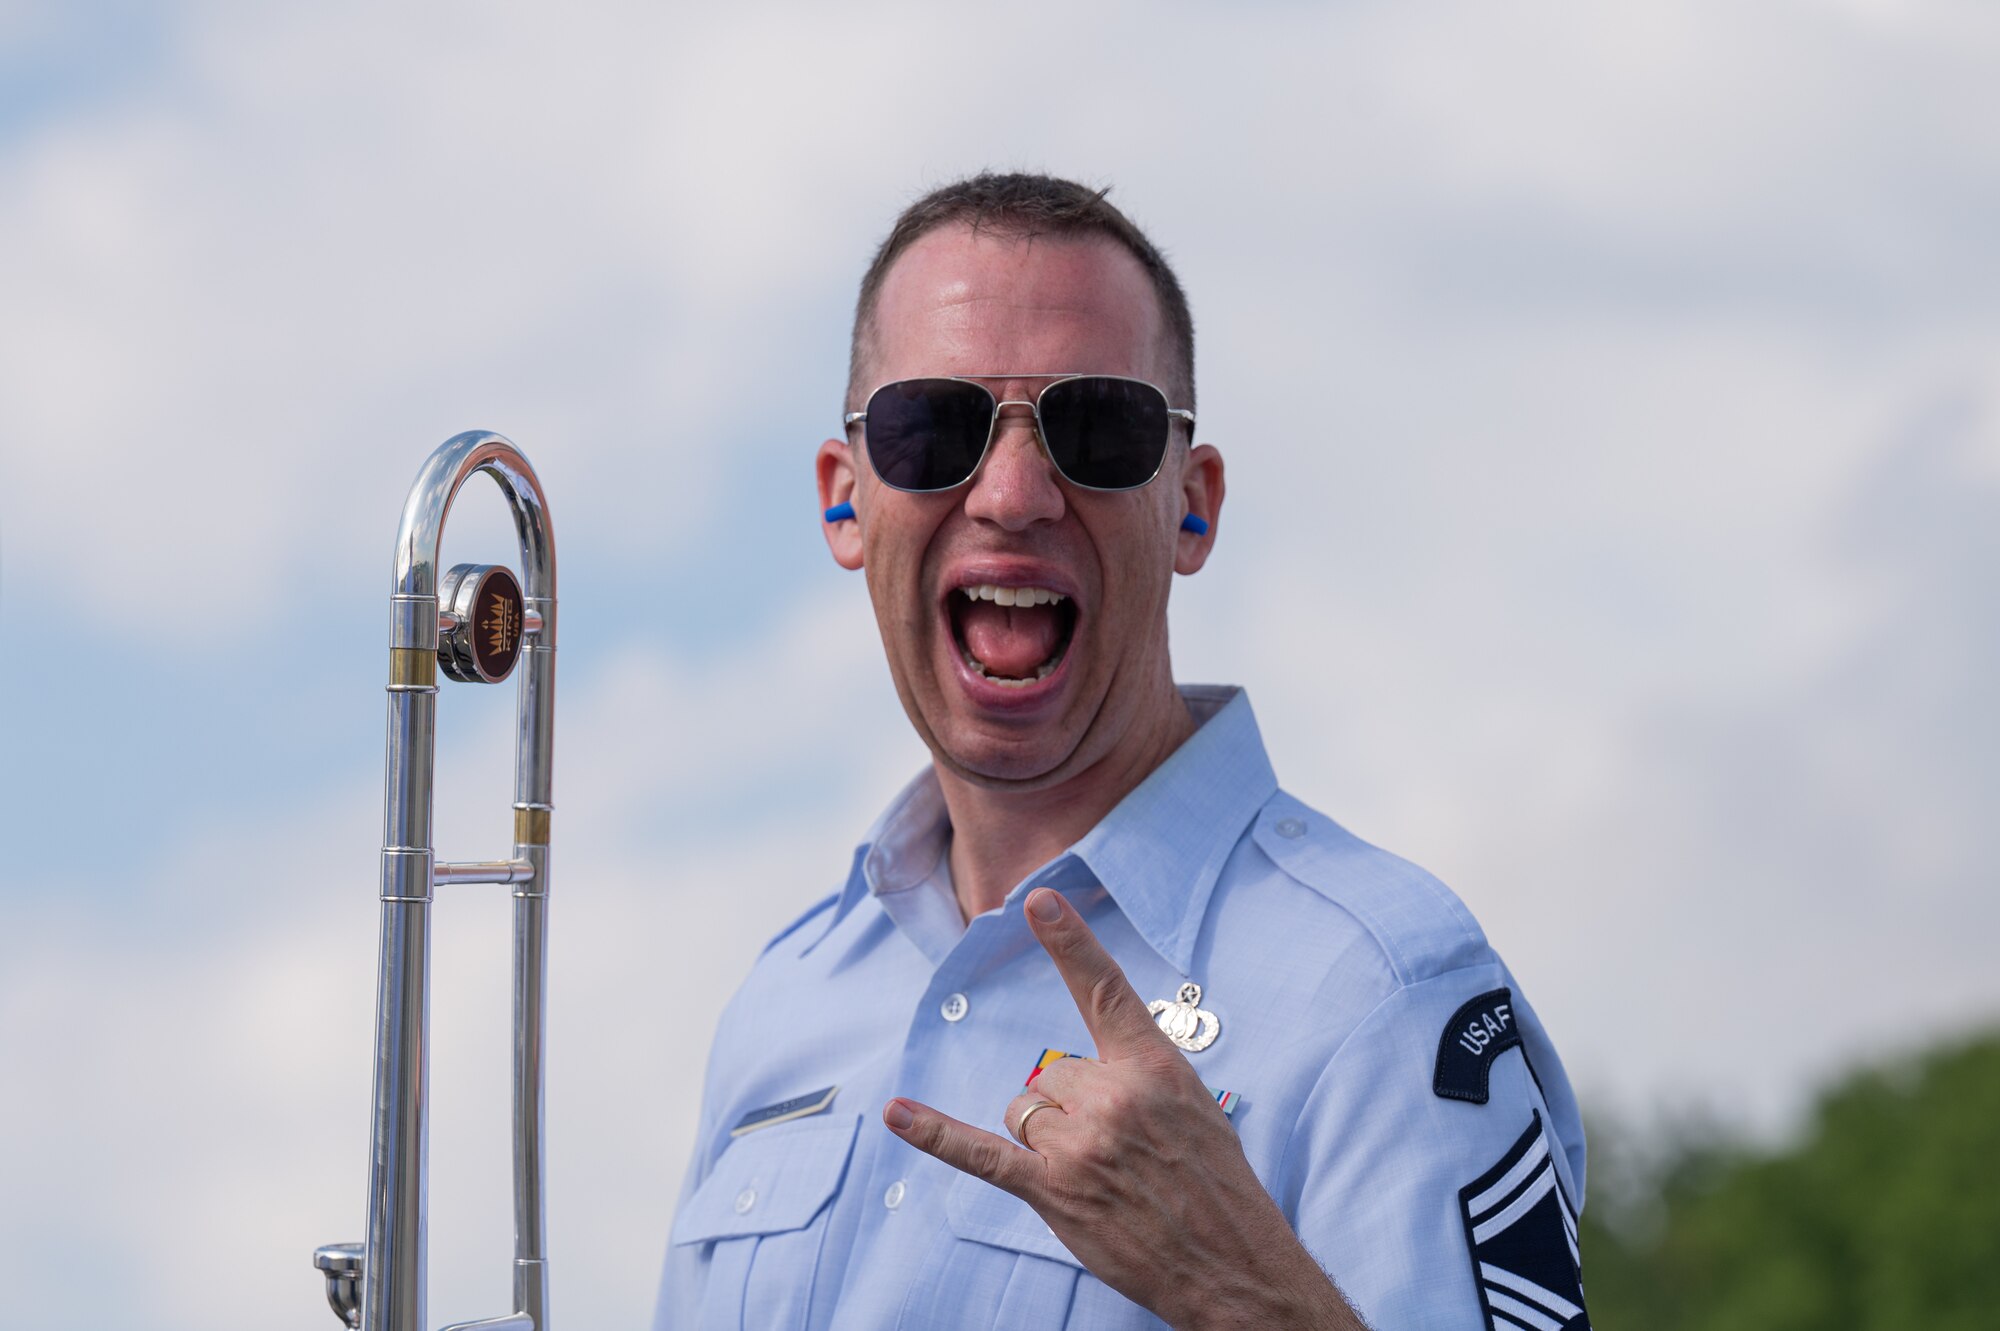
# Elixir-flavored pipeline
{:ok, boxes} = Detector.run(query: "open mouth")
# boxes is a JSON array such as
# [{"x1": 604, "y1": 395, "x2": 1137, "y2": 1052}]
[{"x1": 948, "y1": 583, "x2": 1078, "y2": 689}]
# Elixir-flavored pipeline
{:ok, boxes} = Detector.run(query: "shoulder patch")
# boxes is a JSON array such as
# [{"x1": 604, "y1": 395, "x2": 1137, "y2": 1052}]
[
  {"x1": 1435, "y1": 987, "x2": 1526, "y2": 1104},
  {"x1": 1460, "y1": 1111, "x2": 1590, "y2": 1331}
]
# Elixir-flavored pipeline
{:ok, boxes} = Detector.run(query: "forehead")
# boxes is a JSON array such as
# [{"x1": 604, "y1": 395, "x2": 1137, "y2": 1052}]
[{"x1": 867, "y1": 224, "x2": 1167, "y2": 384}]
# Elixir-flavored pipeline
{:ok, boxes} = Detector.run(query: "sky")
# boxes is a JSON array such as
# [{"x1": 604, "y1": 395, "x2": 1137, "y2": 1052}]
[{"x1": 1, "y1": 1, "x2": 1995, "y2": 1326}]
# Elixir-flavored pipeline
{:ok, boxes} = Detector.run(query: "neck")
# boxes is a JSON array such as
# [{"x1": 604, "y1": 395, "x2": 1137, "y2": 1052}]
[{"x1": 940, "y1": 686, "x2": 1196, "y2": 921}]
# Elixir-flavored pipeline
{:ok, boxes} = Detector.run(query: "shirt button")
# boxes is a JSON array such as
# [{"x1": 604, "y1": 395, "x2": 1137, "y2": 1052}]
[
  {"x1": 1275, "y1": 816, "x2": 1307, "y2": 839},
  {"x1": 884, "y1": 1179, "x2": 907, "y2": 1210},
  {"x1": 940, "y1": 992, "x2": 970, "y2": 1022},
  {"x1": 733, "y1": 1187, "x2": 756, "y2": 1214}
]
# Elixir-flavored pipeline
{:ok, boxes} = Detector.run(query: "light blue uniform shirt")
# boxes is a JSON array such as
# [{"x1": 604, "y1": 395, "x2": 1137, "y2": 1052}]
[{"x1": 656, "y1": 687, "x2": 1588, "y2": 1330}]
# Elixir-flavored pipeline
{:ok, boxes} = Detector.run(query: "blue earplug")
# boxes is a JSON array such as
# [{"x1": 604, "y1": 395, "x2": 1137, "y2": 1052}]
[
  {"x1": 1180, "y1": 514, "x2": 1209, "y2": 535},
  {"x1": 824, "y1": 501, "x2": 856, "y2": 523}
]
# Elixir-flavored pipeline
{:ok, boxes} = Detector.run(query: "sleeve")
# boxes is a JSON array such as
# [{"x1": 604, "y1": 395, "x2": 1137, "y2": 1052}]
[{"x1": 1278, "y1": 963, "x2": 1591, "y2": 1331}]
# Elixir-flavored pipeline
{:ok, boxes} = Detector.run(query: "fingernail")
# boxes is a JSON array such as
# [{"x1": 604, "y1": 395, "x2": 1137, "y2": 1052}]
[
  {"x1": 1028, "y1": 889, "x2": 1062, "y2": 923},
  {"x1": 884, "y1": 1100, "x2": 915, "y2": 1130}
]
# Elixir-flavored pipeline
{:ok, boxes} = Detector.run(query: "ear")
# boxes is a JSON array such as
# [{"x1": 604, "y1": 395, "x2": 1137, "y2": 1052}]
[
  {"x1": 1174, "y1": 443, "x2": 1224, "y2": 575},
  {"x1": 816, "y1": 437, "x2": 866, "y2": 570}
]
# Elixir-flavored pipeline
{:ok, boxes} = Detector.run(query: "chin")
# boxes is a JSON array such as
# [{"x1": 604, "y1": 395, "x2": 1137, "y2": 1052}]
[{"x1": 925, "y1": 716, "x2": 1090, "y2": 790}]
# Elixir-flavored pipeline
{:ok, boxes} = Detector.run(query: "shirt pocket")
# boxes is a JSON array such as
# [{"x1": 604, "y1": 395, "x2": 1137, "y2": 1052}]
[
  {"x1": 895, "y1": 1172, "x2": 1162, "y2": 1330},
  {"x1": 671, "y1": 1112, "x2": 860, "y2": 1331}
]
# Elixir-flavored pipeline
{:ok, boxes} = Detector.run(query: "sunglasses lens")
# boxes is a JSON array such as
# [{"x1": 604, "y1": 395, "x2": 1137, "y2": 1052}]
[
  {"x1": 1037, "y1": 377, "x2": 1171, "y2": 489},
  {"x1": 863, "y1": 379, "x2": 994, "y2": 491}
]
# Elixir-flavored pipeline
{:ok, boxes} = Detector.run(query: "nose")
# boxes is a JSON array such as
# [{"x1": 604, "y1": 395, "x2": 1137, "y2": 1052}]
[{"x1": 962, "y1": 403, "x2": 1065, "y2": 531}]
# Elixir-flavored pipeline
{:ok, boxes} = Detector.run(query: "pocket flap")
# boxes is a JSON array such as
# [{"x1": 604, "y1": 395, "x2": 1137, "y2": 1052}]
[
  {"x1": 672, "y1": 1112, "x2": 861, "y2": 1245},
  {"x1": 945, "y1": 1171, "x2": 1085, "y2": 1270}
]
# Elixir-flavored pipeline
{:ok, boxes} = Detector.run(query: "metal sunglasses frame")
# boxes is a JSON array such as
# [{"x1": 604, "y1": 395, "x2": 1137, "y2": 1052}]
[{"x1": 842, "y1": 371, "x2": 1197, "y2": 494}]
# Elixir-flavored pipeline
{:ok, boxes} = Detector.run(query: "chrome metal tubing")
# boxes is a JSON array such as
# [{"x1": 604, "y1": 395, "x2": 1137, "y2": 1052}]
[
  {"x1": 323, "y1": 431, "x2": 558, "y2": 1331},
  {"x1": 438, "y1": 1315, "x2": 534, "y2": 1331},
  {"x1": 433, "y1": 859, "x2": 535, "y2": 886}
]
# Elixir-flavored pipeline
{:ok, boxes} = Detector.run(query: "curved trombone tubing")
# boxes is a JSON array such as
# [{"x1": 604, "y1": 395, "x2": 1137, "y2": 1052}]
[{"x1": 317, "y1": 431, "x2": 558, "y2": 1331}]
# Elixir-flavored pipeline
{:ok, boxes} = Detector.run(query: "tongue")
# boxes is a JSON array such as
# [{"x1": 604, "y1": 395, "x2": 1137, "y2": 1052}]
[{"x1": 961, "y1": 601, "x2": 1062, "y2": 679}]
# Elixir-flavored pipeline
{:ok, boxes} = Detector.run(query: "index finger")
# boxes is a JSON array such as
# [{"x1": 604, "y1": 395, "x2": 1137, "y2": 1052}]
[
  {"x1": 884, "y1": 1098, "x2": 1046, "y2": 1205},
  {"x1": 1024, "y1": 887, "x2": 1174, "y2": 1059}
]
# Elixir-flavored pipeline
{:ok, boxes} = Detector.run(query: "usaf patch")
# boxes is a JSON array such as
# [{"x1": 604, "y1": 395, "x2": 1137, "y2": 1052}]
[
  {"x1": 1459, "y1": 1111, "x2": 1590, "y2": 1331},
  {"x1": 1435, "y1": 987, "x2": 1525, "y2": 1104}
]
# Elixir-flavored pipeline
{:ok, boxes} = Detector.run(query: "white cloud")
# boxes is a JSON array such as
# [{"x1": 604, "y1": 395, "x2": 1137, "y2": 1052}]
[{"x1": 2, "y1": 0, "x2": 1996, "y2": 1325}]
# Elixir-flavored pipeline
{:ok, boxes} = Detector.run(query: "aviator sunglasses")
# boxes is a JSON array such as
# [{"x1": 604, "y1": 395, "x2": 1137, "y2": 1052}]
[{"x1": 844, "y1": 373, "x2": 1196, "y2": 493}]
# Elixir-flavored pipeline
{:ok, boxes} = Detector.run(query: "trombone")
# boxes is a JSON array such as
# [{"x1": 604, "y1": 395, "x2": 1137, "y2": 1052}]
[{"x1": 315, "y1": 432, "x2": 558, "y2": 1331}]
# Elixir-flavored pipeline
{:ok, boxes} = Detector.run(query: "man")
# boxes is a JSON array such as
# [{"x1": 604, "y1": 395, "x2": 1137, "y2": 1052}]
[{"x1": 654, "y1": 174, "x2": 1590, "y2": 1330}]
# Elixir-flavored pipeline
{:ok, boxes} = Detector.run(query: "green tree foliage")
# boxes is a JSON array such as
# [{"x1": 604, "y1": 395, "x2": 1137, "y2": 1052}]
[{"x1": 1579, "y1": 1031, "x2": 2000, "y2": 1330}]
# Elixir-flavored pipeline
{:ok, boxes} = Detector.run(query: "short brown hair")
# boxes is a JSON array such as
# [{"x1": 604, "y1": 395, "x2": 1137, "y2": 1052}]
[{"x1": 849, "y1": 172, "x2": 1195, "y2": 410}]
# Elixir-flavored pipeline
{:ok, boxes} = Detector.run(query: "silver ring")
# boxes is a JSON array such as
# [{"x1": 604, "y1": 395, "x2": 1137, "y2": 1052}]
[{"x1": 1013, "y1": 1099, "x2": 1061, "y2": 1148}]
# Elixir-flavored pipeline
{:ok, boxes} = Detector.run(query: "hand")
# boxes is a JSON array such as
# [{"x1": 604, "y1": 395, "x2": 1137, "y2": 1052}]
[{"x1": 884, "y1": 888, "x2": 1363, "y2": 1331}]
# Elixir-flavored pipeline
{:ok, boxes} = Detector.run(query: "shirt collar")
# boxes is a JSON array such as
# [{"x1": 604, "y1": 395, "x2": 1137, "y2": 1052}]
[
  {"x1": 802, "y1": 685, "x2": 1277, "y2": 973},
  {"x1": 1069, "y1": 685, "x2": 1276, "y2": 973},
  {"x1": 799, "y1": 767, "x2": 945, "y2": 955}
]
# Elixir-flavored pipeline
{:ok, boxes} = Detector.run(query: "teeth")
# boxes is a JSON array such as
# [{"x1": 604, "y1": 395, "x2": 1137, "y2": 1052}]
[
  {"x1": 958, "y1": 583, "x2": 1067, "y2": 607},
  {"x1": 953, "y1": 583, "x2": 1072, "y2": 686}
]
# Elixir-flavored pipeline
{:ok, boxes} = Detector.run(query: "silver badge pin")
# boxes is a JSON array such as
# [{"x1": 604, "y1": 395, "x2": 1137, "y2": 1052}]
[{"x1": 1149, "y1": 982, "x2": 1220, "y2": 1052}]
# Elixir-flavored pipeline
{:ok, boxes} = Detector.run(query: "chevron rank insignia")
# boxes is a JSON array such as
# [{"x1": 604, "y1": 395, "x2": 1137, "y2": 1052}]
[{"x1": 1459, "y1": 1111, "x2": 1591, "y2": 1330}]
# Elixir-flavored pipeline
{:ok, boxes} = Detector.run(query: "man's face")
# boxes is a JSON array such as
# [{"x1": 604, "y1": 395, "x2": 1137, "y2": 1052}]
[{"x1": 818, "y1": 225, "x2": 1222, "y2": 791}]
